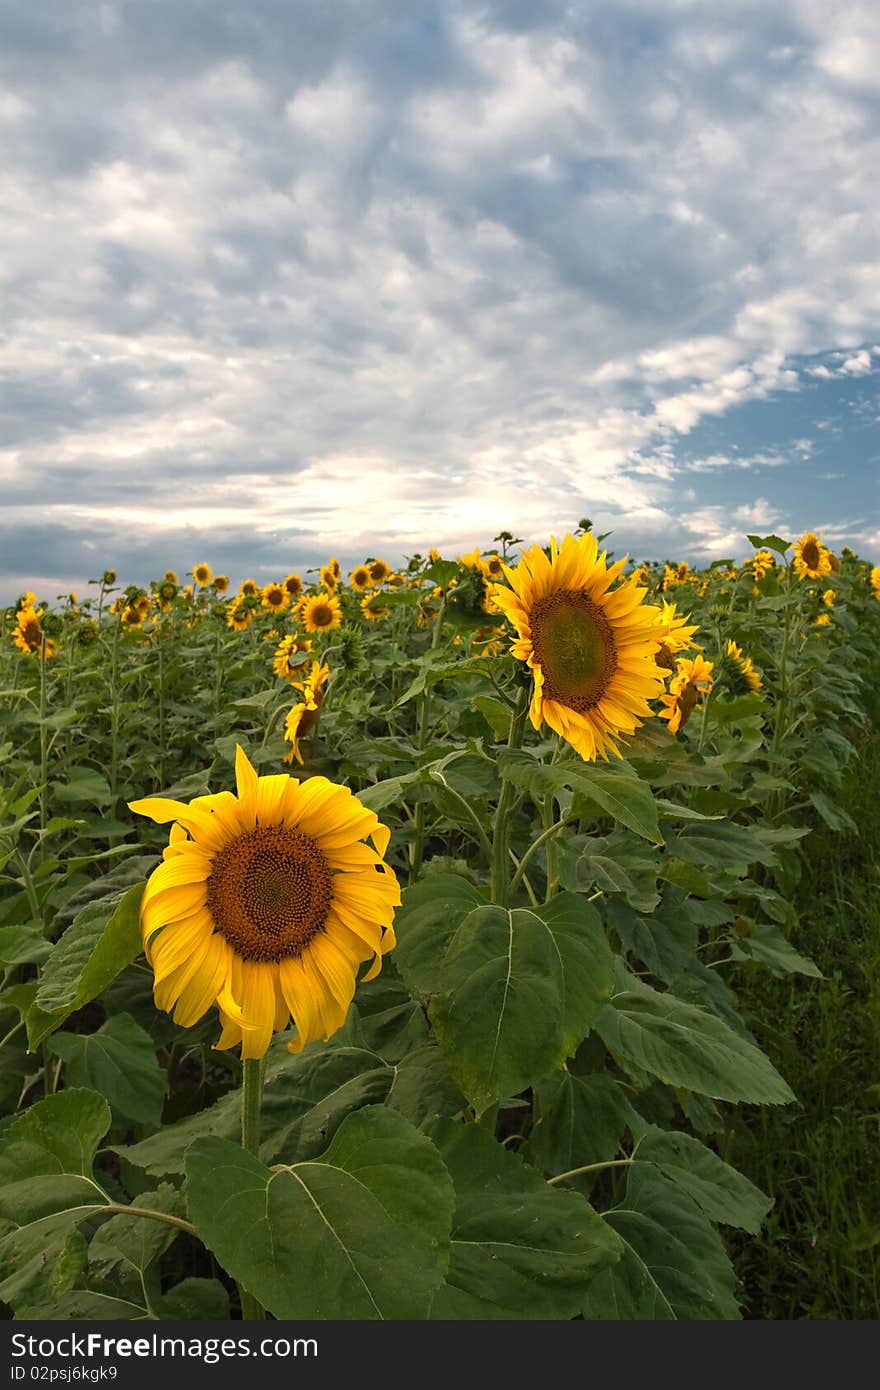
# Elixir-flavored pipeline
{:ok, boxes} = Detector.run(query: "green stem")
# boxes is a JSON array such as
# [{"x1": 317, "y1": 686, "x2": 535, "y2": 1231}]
[
  {"x1": 509, "y1": 815, "x2": 569, "y2": 895},
  {"x1": 239, "y1": 1057, "x2": 266, "y2": 1321},
  {"x1": 548, "y1": 1156, "x2": 635, "y2": 1186},
  {"x1": 490, "y1": 684, "x2": 530, "y2": 907},
  {"x1": 106, "y1": 1203, "x2": 199, "y2": 1239},
  {"x1": 38, "y1": 634, "x2": 48, "y2": 860},
  {"x1": 157, "y1": 629, "x2": 166, "y2": 791},
  {"x1": 410, "y1": 597, "x2": 446, "y2": 881}
]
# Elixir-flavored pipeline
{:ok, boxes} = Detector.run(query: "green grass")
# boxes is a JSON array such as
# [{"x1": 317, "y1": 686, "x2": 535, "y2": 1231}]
[{"x1": 729, "y1": 689, "x2": 880, "y2": 1319}]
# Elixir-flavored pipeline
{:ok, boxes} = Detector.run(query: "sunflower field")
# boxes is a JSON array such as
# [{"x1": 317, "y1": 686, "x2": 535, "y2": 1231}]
[{"x1": 1, "y1": 530, "x2": 878, "y2": 1322}]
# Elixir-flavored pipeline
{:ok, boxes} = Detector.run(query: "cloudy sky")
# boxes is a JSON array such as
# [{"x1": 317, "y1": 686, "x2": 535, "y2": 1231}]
[{"x1": 2, "y1": 0, "x2": 878, "y2": 602}]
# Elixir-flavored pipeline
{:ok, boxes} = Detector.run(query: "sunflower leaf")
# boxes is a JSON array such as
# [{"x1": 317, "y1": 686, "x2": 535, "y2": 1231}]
[
  {"x1": 426, "y1": 1119, "x2": 622, "y2": 1319},
  {"x1": 185, "y1": 1106, "x2": 454, "y2": 1320}
]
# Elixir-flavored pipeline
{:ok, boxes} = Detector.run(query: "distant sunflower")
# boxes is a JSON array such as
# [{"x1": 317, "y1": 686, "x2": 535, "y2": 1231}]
[
  {"x1": 273, "y1": 633, "x2": 313, "y2": 680},
  {"x1": 121, "y1": 605, "x2": 144, "y2": 629},
  {"x1": 429, "y1": 547, "x2": 441, "y2": 563},
  {"x1": 302, "y1": 593, "x2": 342, "y2": 633},
  {"x1": 283, "y1": 573, "x2": 303, "y2": 598},
  {"x1": 193, "y1": 563, "x2": 213, "y2": 587},
  {"x1": 822, "y1": 588, "x2": 835, "y2": 609},
  {"x1": 227, "y1": 600, "x2": 253, "y2": 632},
  {"x1": 239, "y1": 578, "x2": 260, "y2": 597},
  {"x1": 157, "y1": 579, "x2": 178, "y2": 610},
  {"x1": 349, "y1": 565, "x2": 372, "y2": 592},
  {"x1": 793, "y1": 532, "x2": 831, "y2": 581},
  {"x1": 262, "y1": 583, "x2": 288, "y2": 613},
  {"x1": 283, "y1": 662, "x2": 331, "y2": 765},
  {"x1": 871, "y1": 566, "x2": 880, "y2": 600},
  {"x1": 654, "y1": 599, "x2": 700, "y2": 670},
  {"x1": 480, "y1": 554, "x2": 505, "y2": 582},
  {"x1": 752, "y1": 550, "x2": 776, "y2": 581},
  {"x1": 658, "y1": 654, "x2": 714, "y2": 734},
  {"x1": 13, "y1": 606, "x2": 56, "y2": 658},
  {"x1": 725, "y1": 639, "x2": 762, "y2": 692},
  {"x1": 129, "y1": 746, "x2": 399, "y2": 1059},
  {"x1": 814, "y1": 612, "x2": 831, "y2": 627},
  {"x1": 367, "y1": 559, "x2": 391, "y2": 585},
  {"x1": 213, "y1": 575, "x2": 230, "y2": 594},
  {"x1": 490, "y1": 533, "x2": 666, "y2": 761},
  {"x1": 458, "y1": 548, "x2": 482, "y2": 571},
  {"x1": 319, "y1": 566, "x2": 338, "y2": 592},
  {"x1": 164, "y1": 571, "x2": 178, "y2": 584},
  {"x1": 360, "y1": 594, "x2": 389, "y2": 623},
  {"x1": 329, "y1": 557, "x2": 341, "y2": 579}
]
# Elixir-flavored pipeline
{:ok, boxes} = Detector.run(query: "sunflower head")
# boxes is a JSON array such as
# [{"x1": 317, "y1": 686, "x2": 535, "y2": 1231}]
[
  {"x1": 349, "y1": 565, "x2": 372, "y2": 592},
  {"x1": 658, "y1": 654, "x2": 714, "y2": 734},
  {"x1": 490, "y1": 533, "x2": 666, "y2": 761},
  {"x1": 102, "y1": 570, "x2": 117, "y2": 586},
  {"x1": 193, "y1": 563, "x2": 213, "y2": 587},
  {"x1": 262, "y1": 583, "x2": 288, "y2": 612},
  {"x1": 367, "y1": 558, "x2": 391, "y2": 585},
  {"x1": 129, "y1": 747, "x2": 400, "y2": 1059},
  {"x1": 283, "y1": 573, "x2": 303, "y2": 598},
  {"x1": 213, "y1": 575, "x2": 230, "y2": 593},
  {"x1": 319, "y1": 566, "x2": 338, "y2": 592},
  {"x1": 13, "y1": 607, "x2": 55, "y2": 657},
  {"x1": 240, "y1": 578, "x2": 260, "y2": 597},
  {"x1": 822, "y1": 588, "x2": 835, "y2": 608},
  {"x1": 302, "y1": 593, "x2": 342, "y2": 634},
  {"x1": 793, "y1": 532, "x2": 831, "y2": 581},
  {"x1": 164, "y1": 571, "x2": 178, "y2": 584}
]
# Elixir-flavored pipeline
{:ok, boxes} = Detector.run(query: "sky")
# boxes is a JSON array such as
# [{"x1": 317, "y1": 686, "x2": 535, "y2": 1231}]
[{"x1": 1, "y1": 0, "x2": 878, "y2": 603}]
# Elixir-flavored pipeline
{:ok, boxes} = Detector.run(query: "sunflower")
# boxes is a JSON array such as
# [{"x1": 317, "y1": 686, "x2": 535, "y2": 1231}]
[
  {"x1": 273, "y1": 633, "x2": 313, "y2": 680},
  {"x1": 319, "y1": 566, "x2": 338, "y2": 592},
  {"x1": 121, "y1": 605, "x2": 144, "y2": 629},
  {"x1": 13, "y1": 606, "x2": 56, "y2": 658},
  {"x1": 458, "y1": 548, "x2": 482, "y2": 571},
  {"x1": 157, "y1": 579, "x2": 178, "y2": 610},
  {"x1": 871, "y1": 566, "x2": 880, "y2": 600},
  {"x1": 814, "y1": 612, "x2": 831, "y2": 626},
  {"x1": 489, "y1": 532, "x2": 666, "y2": 761},
  {"x1": 164, "y1": 571, "x2": 178, "y2": 584},
  {"x1": 329, "y1": 557, "x2": 341, "y2": 579},
  {"x1": 213, "y1": 575, "x2": 230, "y2": 594},
  {"x1": 480, "y1": 554, "x2": 505, "y2": 582},
  {"x1": 262, "y1": 582, "x2": 288, "y2": 613},
  {"x1": 129, "y1": 747, "x2": 399, "y2": 1059},
  {"x1": 283, "y1": 573, "x2": 303, "y2": 598},
  {"x1": 429, "y1": 547, "x2": 441, "y2": 563},
  {"x1": 349, "y1": 564, "x2": 372, "y2": 592},
  {"x1": 239, "y1": 578, "x2": 260, "y2": 597},
  {"x1": 654, "y1": 599, "x2": 700, "y2": 670},
  {"x1": 360, "y1": 594, "x2": 389, "y2": 623},
  {"x1": 193, "y1": 563, "x2": 213, "y2": 587},
  {"x1": 822, "y1": 588, "x2": 835, "y2": 609},
  {"x1": 752, "y1": 549, "x2": 776, "y2": 581},
  {"x1": 793, "y1": 532, "x2": 831, "y2": 581},
  {"x1": 302, "y1": 593, "x2": 342, "y2": 633},
  {"x1": 102, "y1": 570, "x2": 117, "y2": 586},
  {"x1": 725, "y1": 639, "x2": 762, "y2": 692},
  {"x1": 658, "y1": 654, "x2": 714, "y2": 734},
  {"x1": 227, "y1": 600, "x2": 253, "y2": 632},
  {"x1": 283, "y1": 662, "x2": 331, "y2": 765},
  {"x1": 367, "y1": 558, "x2": 391, "y2": 585}
]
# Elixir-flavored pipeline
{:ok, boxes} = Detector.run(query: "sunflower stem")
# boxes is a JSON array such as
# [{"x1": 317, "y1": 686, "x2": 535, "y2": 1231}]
[
  {"x1": 490, "y1": 684, "x2": 530, "y2": 907},
  {"x1": 38, "y1": 633, "x2": 48, "y2": 862},
  {"x1": 239, "y1": 1057, "x2": 266, "y2": 1321},
  {"x1": 410, "y1": 596, "x2": 446, "y2": 881}
]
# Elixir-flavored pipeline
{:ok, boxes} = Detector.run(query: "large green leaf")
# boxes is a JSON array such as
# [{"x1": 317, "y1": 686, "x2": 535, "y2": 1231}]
[
  {"x1": 497, "y1": 750, "x2": 663, "y2": 844},
  {"x1": 29, "y1": 883, "x2": 144, "y2": 1047},
  {"x1": 185, "y1": 1106, "x2": 454, "y2": 1320},
  {"x1": 730, "y1": 920, "x2": 822, "y2": 978},
  {"x1": 87, "y1": 1184, "x2": 184, "y2": 1302},
  {"x1": 0, "y1": 1091, "x2": 112, "y2": 1311},
  {"x1": 595, "y1": 967, "x2": 795, "y2": 1104},
  {"x1": 537, "y1": 893, "x2": 615, "y2": 1055},
  {"x1": 524, "y1": 1071, "x2": 636, "y2": 1178},
  {"x1": 427, "y1": 1119, "x2": 621, "y2": 1318},
  {"x1": 664, "y1": 821, "x2": 776, "y2": 870},
  {"x1": 633, "y1": 1126, "x2": 772, "y2": 1233},
  {"x1": 393, "y1": 873, "x2": 484, "y2": 997},
  {"x1": 48, "y1": 1013, "x2": 166, "y2": 1127},
  {"x1": 582, "y1": 1166, "x2": 740, "y2": 1319}
]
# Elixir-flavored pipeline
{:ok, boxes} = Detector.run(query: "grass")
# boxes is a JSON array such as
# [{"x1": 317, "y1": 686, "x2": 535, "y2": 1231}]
[{"x1": 729, "y1": 682, "x2": 880, "y2": 1319}]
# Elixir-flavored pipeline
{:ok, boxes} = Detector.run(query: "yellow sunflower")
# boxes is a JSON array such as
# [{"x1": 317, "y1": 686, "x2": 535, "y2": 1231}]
[
  {"x1": 193, "y1": 563, "x2": 213, "y2": 587},
  {"x1": 273, "y1": 633, "x2": 313, "y2": 680},
  {"x1": 102, "y1": 570, "x2": 117, "y2": 586},
  {"x1": 871, "y1": 566, "x2": 880, "y2": 599},
  {"x1": 480, "y1": 554, "x2": 505, "y2": 582},
  {"x1": 283, "y1": 662, "x2": 331, "y2": 765},
  {"x1": 227, "y1": 600, "x2": 253, "y2": 632},
  {"x1": 129, "y1": 747, "x2": 399, "y2": 1059},
  {"x1": 489, "y1": 533, "x2": 666, "y2": 761},
  {"x1": 658, "y1": 654, "x2": 714, "y2": 734},
  {"x1": 793, "y1": 532, "x2": 831, "y2": 581},
  {"x1": 213, "y1": 575, "x2": 230, "y2": 593},
  {"x1": 349, "y1": 564, "x2": 372, "y2": 592},
  {"x1": 752, "y1": 549, "x2": 776, "y2": 581},
  {"x1": 121, "y1": 605, "x2": 144, "y2": 629},
  {"x1": 164, "y1": 571, "x2": 178, "y2": 584},
  {"x1": 367, "y1": 558, "x2": 391, "y2": 585},
  {"x1": 458, "y1": 548, "x2": 482, "y2": 571},
  {"x1": 725, "y1": 639, "x2": 762, "y2": 692},
  {"x1": 283, "y1": 573, "x2": 303, "y2": 598},
  {"x1": 822, "y1": 588, "x2": 835, "y2": 608},
  {"x1": 239, "y1": 578, "x2": 260, "y2": 597},
  {"x1": 429, "y1": 547, "x2": 441, "y2": 563},
  {"x1": 319, "y1": 566, "x2": 338, "y2": 592},
  {"x1": 302, "y1": 593, "x2": 342, "y2": 633},
  {"x1": 261, "y1": 582, "x2": 288, "y2": 612},
  {"x1": 654, "y1": 599, "x2": 700, "y2": 670},
  {"x1": 361, "y1": 594, "x2": 389, "y2": 623},
  {"x1": 814, "y1": 612, "x2": 831, "y2": 626},
  {"x1": 329, "y1": 557, "x2": 341, "y2": 579},
  {"x1": 12, "y1": 606, "x2": 56, "y2": 658}
]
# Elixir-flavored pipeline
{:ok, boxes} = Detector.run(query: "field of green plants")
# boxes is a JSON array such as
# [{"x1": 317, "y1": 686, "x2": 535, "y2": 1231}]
[{"x1": 1, "y1": 527, "x2": 878, "y2": 1321}]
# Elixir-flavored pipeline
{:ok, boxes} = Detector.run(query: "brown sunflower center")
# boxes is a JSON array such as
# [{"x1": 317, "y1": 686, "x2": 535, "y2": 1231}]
[
  {"x1": 312, "y1": 603, "x2": 332, "y2": 626},
  {"x1": 530, "y1": 589, "x2": 618, "y2": 711},
  {"x1": 802, "y1": 539, "x2": 820, "y2": 569},
  {"x1": 206, "y1": 826, "x2": 332, "y2": 962},
  {"x1": 20, "y1": 616, "x2": 42, "y2": 648}
]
